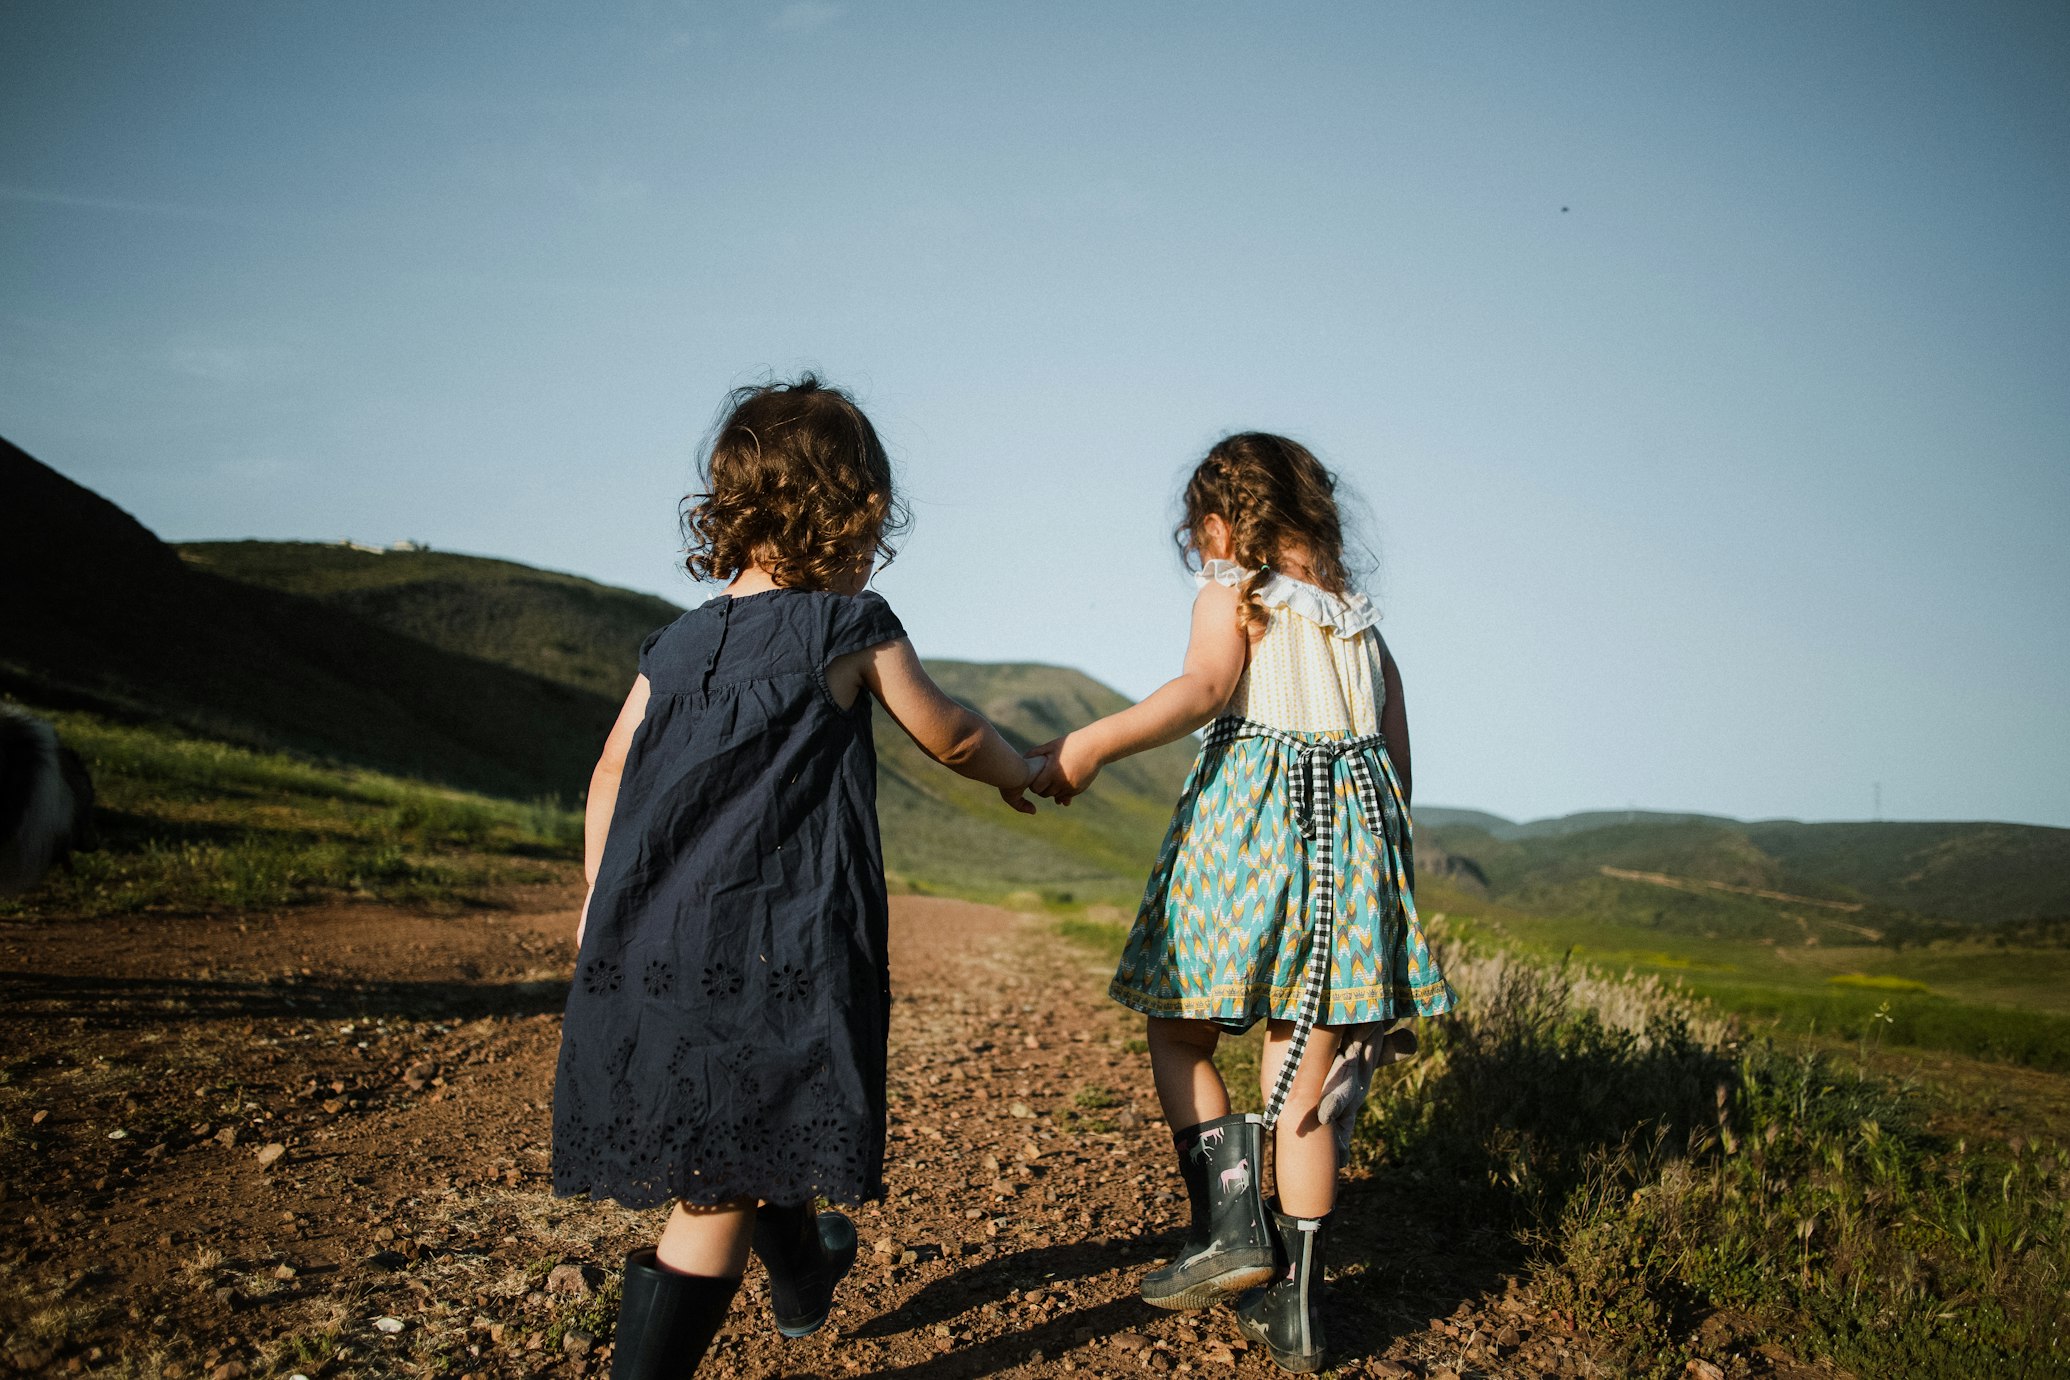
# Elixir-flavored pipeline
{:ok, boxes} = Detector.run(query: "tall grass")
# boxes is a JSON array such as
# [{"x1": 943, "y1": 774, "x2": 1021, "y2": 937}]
[
  {"x1": 3, "y1": 708, "x2": 582, "y2": 918},
  {"x1": 1354, "y1": 942, "x2": 2070, "y2": 1376}
]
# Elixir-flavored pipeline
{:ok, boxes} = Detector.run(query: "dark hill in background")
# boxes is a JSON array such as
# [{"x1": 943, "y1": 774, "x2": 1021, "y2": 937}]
[
  {"x1": 0, "y1": 440, "x2": 614, "y2": 800},
  {"x1": 179, "y1": 540, "x2": 682, "y2": 702},
  {"x1": 177, "y1": 541, "x2": 1198, "y2": 902}
]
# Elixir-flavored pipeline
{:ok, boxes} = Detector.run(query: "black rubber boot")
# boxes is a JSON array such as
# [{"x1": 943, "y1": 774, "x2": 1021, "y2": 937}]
[
  {"x1": 1234, "y1": 1208, "x2": 1329, "y2": 1373},
  {"x1": 751, "y1": 1200, "x2": 858, "y2": 1338},
  {"x1": 610, "y1": 1248, "x2": 740, "y2": 1380},
  {"x1": 1140, "y1": 1112, "x2": 1277, "y2": 1309}
]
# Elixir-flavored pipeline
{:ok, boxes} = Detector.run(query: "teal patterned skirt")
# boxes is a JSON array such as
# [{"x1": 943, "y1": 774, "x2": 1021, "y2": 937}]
[{"x1": 1110, "y1": 727, "x2": 1455, "y2": 1028}]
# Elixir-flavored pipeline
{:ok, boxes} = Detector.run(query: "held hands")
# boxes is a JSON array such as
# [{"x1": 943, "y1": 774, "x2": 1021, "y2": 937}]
[
  {"x1": 998, "y1": 755, "x2": 1039, "y2": 816},
  {"x1": 1025, "y1": 730, "x2": 1103, "y2": 805},
  {"x1": 994, "y1": 728, "x2": 1102, "y2": 812}
]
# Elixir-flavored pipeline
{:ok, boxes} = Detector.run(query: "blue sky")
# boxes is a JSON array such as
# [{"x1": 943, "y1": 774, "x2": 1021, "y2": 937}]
[{"x1": 4, "y1": 2, "x2": 2066, "y2": 827}]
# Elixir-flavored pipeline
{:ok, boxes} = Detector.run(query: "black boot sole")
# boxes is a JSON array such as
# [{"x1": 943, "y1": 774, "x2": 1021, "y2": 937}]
[{"x1": 1140, "y1": 1252, "x2": 1277, "y2": 1310}]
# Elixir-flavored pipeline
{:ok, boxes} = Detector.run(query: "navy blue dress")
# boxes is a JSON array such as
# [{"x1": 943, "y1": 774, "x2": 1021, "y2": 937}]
[{"x1": 551, "y1": 587, "x2": 906, "y2": 1209}]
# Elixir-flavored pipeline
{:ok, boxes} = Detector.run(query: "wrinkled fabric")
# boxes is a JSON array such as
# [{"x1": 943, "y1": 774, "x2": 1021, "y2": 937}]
[{"x1": 551, "y1": 588, "x2": 905, "y2": 1209}]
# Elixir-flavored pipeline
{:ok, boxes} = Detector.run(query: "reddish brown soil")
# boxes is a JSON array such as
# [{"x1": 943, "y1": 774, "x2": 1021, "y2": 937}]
[{"x1": 1, "y1": 891, "x2": 1817, "y2": 1379}]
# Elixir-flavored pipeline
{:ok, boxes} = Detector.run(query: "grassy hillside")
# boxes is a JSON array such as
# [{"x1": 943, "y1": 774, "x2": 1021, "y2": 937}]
[
  {"x1": 3, "y1": 447, "x2": 1192, "y2": 907},
  {"x1": 1423, "y1": 813, "x2": 2070, "y2": 931},
  {"x1": 1, "y1": 442, "x2": 617, "y2": 801},
  {"x1": 1415, "y1": 806, "x2": 2070, "y2": 1073},
  {"x1": 181, "y1": 539, "x2": 1196, "y2": 906},
  {"x1": 876, "y1": 662, "x2": 1195, "y2": 903},
  {"x1": 0, "y1": 706, "x2": 582, "y2": 920},
  {"x1": 1744, "y1": 819, "x2": 2070, "y2": 925},
  {"x1": 178, "y1": 540, "x2": 681, "y2": 702}
]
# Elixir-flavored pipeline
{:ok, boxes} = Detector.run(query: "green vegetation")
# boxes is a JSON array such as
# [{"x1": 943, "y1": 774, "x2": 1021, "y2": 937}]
[
  {"x1": 180, "y1": 541, "x2": 1198, "y2": 910},
  {"x1": 1427, "y1": 879, "x2": 2070, "y2": 1074},
  {"x1": 179, "y1": 540, "x2": 683, "y2": 702},
  {"x1": 1827, "y1": 971, "x2": 1931, "y2": 993},
  {"x1": 1058, "y1": 906, "x2": 2068, "y2": 1373},
  {"x1": 1352, "y1": 939, "x2": 2069, "y2": 1377},
  {"x1": 1422, "y1": 804, "x2": 2070, "y2": 1076},
  {"x1": 1426, "y1": 812, "x2": 2070, "y2": 931},
  {"x1": 0, "y1": 707, "x2": 580, "y2": 919}
]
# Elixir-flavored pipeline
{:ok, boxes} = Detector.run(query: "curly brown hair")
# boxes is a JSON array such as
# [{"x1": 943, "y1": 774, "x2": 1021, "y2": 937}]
[
  {"x1": 681, "y1": 375, "x2": 906, "y2": 590},
  {"x1": 1175, "y1": 432, "x2": 1352, "y2": 636}
]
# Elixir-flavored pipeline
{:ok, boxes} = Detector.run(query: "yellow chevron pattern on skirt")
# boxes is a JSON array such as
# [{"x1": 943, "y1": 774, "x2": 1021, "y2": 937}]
[{"x1": 1110, "y1": 729, "x2": 1455, "y2": 1027}]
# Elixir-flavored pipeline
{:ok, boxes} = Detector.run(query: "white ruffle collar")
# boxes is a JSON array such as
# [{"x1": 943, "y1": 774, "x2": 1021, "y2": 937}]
[{"x1": 1194, "y1": 559, "x2": 1380, "y2": 637}]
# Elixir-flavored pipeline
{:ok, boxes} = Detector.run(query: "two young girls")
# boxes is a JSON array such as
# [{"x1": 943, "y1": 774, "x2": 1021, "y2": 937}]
[{"x1": 552, "y1": 382, "x2": 1451, "y2": 1378}]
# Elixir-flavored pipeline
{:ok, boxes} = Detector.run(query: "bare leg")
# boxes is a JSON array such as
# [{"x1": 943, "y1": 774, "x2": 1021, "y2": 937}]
[
  {"x1": 656, "y1": 1197, "x2": 756, "y2": 1278},
  {"x1": 1147, "y1": 1016, "x2": 1230, "y2": 1129},
  {"x1": 1258, "y1": 1021, "x2": 1345, "y2": 1218}
]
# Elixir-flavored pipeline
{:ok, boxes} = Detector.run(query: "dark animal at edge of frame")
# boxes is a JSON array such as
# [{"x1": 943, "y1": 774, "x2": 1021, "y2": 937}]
[{"x1": 0, "y1": 705, "x2": 97, "y2": 895}]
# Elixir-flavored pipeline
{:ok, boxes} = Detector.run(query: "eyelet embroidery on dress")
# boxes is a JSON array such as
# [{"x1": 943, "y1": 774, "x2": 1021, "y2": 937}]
[
  {"x1": 699, "y1": 962, "x2": 743, "y2": 999},
  {"x1": 769, "y1": 963, "x2": 813, "y2": 1004},
  {"x1": 581, "y1": 958, "x2": 623, "y2": 996},
  {"x1": 805, "y1": 1112, "x2": 859, "y2": 1167},
  {"x1": 729, "y1": 1112, "x2": 773, "y2": 1157},
  {"x1": 642, "y1": 959, "x2": 674, "y2": 999},
  {"x1": 556, "y1": 1097, "x2": 880, "y2": 1208}
]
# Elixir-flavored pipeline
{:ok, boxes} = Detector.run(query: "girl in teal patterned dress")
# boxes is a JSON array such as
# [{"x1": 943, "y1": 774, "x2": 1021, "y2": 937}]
[{"x1": 1030, "y1": 433, "x2": 1454, "y2": 1374}]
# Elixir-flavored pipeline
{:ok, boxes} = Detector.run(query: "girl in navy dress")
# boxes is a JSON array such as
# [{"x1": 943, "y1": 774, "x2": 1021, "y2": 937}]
[{"x1": 552, "y1": 376, "x2": 1039, "y2": 1377}]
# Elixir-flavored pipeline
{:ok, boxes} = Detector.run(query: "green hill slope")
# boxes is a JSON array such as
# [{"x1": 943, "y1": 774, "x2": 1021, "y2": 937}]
[
  {"x1": 1, "y1": 442, "x2": 615, "y2": 800},
  {"x1": 175, "y1": 540, "x2": 1194, "y2": 903},
  {"x1": 1423, "y1": 812, "x2": 2070, "y2": 939},
  {"x1": 178, "y1": 540, "x2": 681, "y2": 702}
]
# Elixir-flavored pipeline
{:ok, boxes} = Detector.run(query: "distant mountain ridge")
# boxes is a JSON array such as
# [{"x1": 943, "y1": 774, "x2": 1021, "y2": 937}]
[
  {"x1": 1417, "y1": 806, "x2": 1743, "y2": 839},
  {"x1": 10, "y1": 438, "x2": 2064, "y2": 920},
  {"x1": 1419, "y1": 806, "x2": 2070, "y2": 935}
]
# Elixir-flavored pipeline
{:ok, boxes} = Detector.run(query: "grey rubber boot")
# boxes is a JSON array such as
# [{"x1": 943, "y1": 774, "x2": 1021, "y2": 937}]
[
  {"x1": 1234, "y1": 1208, "x2": 1330, "y2": 1373},
  {"x1": 1140, "y1": 1112, "x2": 1277, "y2": 1309},
  {"x1": 610, "y1": 1248, "x2": 740, "y2": 1379},
  {"x1": 750, "y1": 1201, "x2": 857, "y2": 1338}
]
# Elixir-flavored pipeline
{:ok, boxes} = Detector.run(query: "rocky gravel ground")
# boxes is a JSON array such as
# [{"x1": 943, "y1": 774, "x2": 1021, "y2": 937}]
[{"x1": 1, "y1": 890, "x2": 1836, "y2": 1380}]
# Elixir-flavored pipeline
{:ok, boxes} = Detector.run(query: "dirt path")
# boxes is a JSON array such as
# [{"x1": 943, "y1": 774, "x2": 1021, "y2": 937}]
[{"x1": 3, "y1": 891, "x2": 1609, "y2": 1380}]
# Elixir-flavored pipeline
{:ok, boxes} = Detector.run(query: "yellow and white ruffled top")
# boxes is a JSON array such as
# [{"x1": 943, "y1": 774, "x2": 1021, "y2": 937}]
[{"x1": 1197, "y1": 559, "x2": 1388, "y2": 736}]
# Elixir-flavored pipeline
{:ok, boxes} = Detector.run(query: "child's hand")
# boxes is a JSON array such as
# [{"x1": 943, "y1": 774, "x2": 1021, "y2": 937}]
[
  {"x1": 1028, "y1": 731, "x2": 1102, "y2": 804},
  {"x1": 999, "y1": 756, "x2": 1039, "y2": 816}
]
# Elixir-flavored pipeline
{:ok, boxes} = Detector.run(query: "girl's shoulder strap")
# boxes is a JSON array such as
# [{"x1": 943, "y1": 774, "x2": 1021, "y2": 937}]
[
  {"x1": 1195, "y1": 562, "x2": 1380, "y2": 638},
  {"x1": 1194, "y1": 558, "x2": 1250, "y2": 591},
  {"x1": 822, "y1": 589, "x2": 907, "y2": 664},
  {"x1": 635, "y1": 609, "x2": 696, "y2": 677}
]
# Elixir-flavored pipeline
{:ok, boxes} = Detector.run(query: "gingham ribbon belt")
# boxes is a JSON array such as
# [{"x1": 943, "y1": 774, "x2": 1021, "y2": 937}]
[{"x1": 1202, "y1": 714, "x2": 1415, "y2": 1128}]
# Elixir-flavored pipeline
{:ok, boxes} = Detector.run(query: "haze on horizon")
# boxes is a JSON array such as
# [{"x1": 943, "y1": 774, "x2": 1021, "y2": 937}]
[{"x1": 3, "y1": 2, "x2": 2066, "y2": 829}]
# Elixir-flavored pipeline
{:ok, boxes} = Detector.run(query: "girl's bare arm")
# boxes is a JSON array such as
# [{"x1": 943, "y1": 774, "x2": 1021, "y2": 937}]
[
  {"x1": 1378, "y1": 645, "x2": 1410, "y2": 804},
  {"x1": 1029, "y1": 581, "x2": 1249, "y2": 802},
  {"x1": 576, "y1": 675, "x2": 652, "y2": 943},
  {"x1": 833, "y1": 638, "x2": 1036, "y2": 811}
]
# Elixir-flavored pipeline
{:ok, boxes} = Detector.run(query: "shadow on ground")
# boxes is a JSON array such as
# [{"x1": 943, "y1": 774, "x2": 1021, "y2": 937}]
[{"x1": 0, "y1": 970, "x2": 567, "y2": 1024}]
